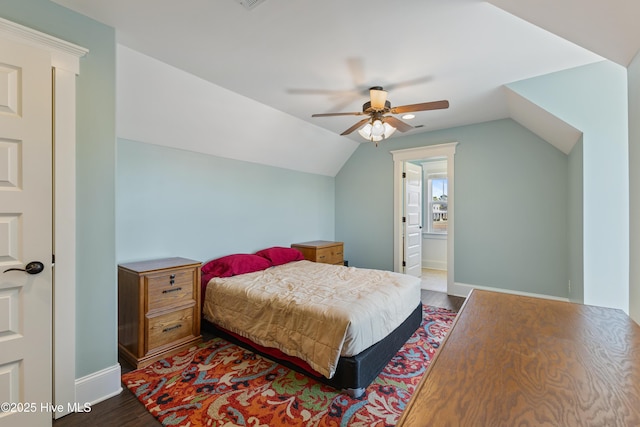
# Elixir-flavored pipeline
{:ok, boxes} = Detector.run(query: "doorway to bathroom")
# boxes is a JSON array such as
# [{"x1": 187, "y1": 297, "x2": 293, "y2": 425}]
[{"x1": 391, "y1": 142, "x2": 457, "y2": 294}]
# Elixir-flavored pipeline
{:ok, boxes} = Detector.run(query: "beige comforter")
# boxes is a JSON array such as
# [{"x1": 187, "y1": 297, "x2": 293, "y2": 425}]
[{"x1": 203, "y1": 260, "x2": 421, "y2": 379}]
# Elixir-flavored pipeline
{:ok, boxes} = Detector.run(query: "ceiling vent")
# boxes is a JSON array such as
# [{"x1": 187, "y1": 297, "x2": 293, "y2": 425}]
[{"x1": 236, "y1": 0, "x2": 266, "y2": 10}]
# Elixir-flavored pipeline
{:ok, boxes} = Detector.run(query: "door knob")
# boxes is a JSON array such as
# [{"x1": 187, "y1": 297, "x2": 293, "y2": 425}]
[{"x1": 3, "y1": 261, "x2": 45, "y2": 275}]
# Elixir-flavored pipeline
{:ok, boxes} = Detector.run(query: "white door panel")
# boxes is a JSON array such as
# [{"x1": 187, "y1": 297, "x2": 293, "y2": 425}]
[
  {"x1": 403, "y1": 162, "x2": 422, "y2": 277},
  {"x1": 0, "y1": 37, "x2": 52, "y2": 427}
]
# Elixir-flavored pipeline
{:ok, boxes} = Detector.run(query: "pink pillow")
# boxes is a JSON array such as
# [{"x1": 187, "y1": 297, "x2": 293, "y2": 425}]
[
  {"x1": 255, "y1": 246, "x2": 304, "y2": 266},
  {"x1": 201, "y1": 253, "x2": 272, "y2": 278}
]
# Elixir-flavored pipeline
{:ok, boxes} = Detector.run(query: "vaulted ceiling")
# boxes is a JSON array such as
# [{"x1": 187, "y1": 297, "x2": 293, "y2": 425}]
[{"x1": 52, "y1": 0, "x2": 640, "y2": 175}]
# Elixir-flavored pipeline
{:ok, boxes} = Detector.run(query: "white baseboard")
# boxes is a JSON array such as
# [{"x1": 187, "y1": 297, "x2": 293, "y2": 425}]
[
  {"x1": 74, "y1": 364, "x2": 123, "y2": 409},
  {"x1": 422, "y1": 260, "x2": 447, "y2": 270},
  {"x1": 450, "y1": 282, "x2": 570, "y2": 302}
]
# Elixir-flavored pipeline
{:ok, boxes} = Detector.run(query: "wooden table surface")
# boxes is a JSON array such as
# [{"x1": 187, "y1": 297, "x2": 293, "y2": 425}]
[{"x1": 397, "y1": 289, "x2": 640, "y2": 426}]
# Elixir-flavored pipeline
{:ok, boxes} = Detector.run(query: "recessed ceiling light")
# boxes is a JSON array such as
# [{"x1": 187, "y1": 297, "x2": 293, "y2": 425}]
[{"x1": 402, "y1": 114, "x2": 415, "y2": 120}]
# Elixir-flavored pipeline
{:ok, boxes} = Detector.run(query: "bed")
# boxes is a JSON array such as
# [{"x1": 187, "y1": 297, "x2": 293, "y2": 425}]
[{"x1": 200, "y1": 247, "x2": 422, "y2": 398}]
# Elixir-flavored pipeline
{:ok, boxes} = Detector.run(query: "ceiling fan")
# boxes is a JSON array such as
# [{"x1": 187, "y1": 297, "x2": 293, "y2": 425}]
[{"x1": 311, "y1": 86, "x2": 449, "y2": 145}]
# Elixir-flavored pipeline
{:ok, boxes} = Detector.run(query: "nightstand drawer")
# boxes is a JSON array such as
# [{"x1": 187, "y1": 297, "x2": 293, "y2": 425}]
[
  {"x1": 316, "y1": 247, "x2": 343, "y2": 265},
  {"x1": 147, "y1": 306, "x2": 195, "y2": 352},
  {"x1": 147, "y1": 269, "x2": 195, "y2": 312}
]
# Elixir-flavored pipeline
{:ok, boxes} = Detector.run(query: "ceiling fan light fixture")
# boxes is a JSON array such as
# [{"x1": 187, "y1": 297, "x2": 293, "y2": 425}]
[
  {"x1": 371, "y1": 119, "x2": 385, "y2": 137},
  {"x1": 383, "y1": 122, "x2": 397, "y2": 138},
  {"x1": 369, "y1": 88, "x2": 388, "y2": 110},
  {"x1": 358, "y1": 123, "x2": 373, "y2": 140},
  {"x1": 358, "y1": 119, "x2": 396, "y2": 143}
]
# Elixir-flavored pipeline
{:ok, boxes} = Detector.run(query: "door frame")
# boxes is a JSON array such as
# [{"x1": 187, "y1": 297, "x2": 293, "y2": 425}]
[
  {"x1": 0, "y1": 17, "x2": 87, "y2": 418},
  {"x1": 391, "y1": 142, "x2": 458, "y2": 292}
]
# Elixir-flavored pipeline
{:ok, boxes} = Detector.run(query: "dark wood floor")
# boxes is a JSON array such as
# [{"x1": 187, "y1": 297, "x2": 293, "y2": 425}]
[
  {"x1": 420, "y1": 289, "x2": 465, "y2": 312},
  {"x1": 53, "y1": 290, "x2": 464, "y2": 427}
]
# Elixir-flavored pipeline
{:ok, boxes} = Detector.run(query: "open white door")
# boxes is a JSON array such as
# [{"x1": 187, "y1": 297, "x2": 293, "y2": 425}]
[
  {"x1": 403, "y1": 162, "x2": 422, "y2": 277},
  {"x1": 0, "y1": 38, "x2": 53, "y2": 426}
]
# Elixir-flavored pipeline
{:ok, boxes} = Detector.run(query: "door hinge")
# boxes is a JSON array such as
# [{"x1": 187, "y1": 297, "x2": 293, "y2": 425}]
[
  {"x1": 402, "y1": 261, "x2": 406, "y2": 267},
  {"x1": 402, "y1": 216, "x2": 406, "y2": 223},
  {"x1": 52, "y1": 254, "x2": 55, "y2": 265},
  {"x1": 402, "y1": 172, "x2": 406, "y2": 178}
]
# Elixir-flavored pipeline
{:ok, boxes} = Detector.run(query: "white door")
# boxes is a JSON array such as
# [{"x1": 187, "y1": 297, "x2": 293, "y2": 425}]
[
  {"x1": 0, "y1": 38, "x2": 53, "y2": 427},
  {"x1": 403, "y1": 162, "x2": 422, "y2": 277}
]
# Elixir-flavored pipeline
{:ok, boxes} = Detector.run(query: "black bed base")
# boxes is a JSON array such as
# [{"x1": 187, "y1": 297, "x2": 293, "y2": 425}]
[{"x1": 202, "y1": 302, "x2": 423, "y2": 398}]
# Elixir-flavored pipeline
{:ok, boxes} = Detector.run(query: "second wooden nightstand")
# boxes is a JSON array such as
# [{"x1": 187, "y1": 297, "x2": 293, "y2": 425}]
[
  {"x1": 291, "y1": 240, "x2": 344, "y2": 266},
  {"x1": 118, "y1": 257, "x2": 202, "y2": 368}
]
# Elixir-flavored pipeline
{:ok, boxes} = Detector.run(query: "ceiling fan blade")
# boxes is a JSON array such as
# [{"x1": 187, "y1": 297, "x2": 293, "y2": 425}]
[
  {"x1": 346, "y1": 57, "x2": 366, "y2": 88},
  {"x1": 390, "y1": 100, "x2": 449, "y2": 114},
  {"x1": 312, "y1": 112, "x2": 364, "y2": 117},
  {"x1": 341, "y1": 118, "x2": 371, "y2": 135},
  {"x1": 384, "y1": 116, "x2": 413, "y2": 132}
]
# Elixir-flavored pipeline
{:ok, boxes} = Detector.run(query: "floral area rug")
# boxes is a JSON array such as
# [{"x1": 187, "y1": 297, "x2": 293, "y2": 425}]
[{"x1": 122, "y1": 305, "x2": 455, "y2": 426}]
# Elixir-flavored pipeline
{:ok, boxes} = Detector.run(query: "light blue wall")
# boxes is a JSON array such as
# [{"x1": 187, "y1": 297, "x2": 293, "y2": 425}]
[
  {"x1": 334, "y1": 136, "x2": 396, "y2": 270},
  {"x1": 508, "y1": 60, "x2": 629, "y2": 311},
  {"x1": 116, "y1": 139, "x2": 335, "y2": 264},
  {"x1": 629, "y1": 52, "x2": 640, "y2": 324},
  {"x1": 455, "y1": 121, "x2": 568, "y2": 296},
  {"x1": 568, "y1": 138, "x2": 584, "y2": 302},
  {"x1": 336, "y1": 119, "x2": 570, "y2": 298},
  {"x1": 0, "y1": 1, "x2": 117, "y2": 377}
]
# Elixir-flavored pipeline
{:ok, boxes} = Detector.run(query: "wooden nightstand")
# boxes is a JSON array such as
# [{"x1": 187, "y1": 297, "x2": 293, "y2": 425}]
[
  {"x1": 118, "y1": 257, "x2": 202, "y2": 369},
  {"x1": 291, "y1": 240, "x2": 344, "y2": 265}
]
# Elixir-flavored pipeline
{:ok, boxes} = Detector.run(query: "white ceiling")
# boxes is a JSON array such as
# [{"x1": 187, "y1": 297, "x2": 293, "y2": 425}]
[
  {"x1": 50, "y1": 0, "x2": 639, "y2": 174},
  {"x1": 488, "y1": 0, "x2": 640, "y2": 68}
]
